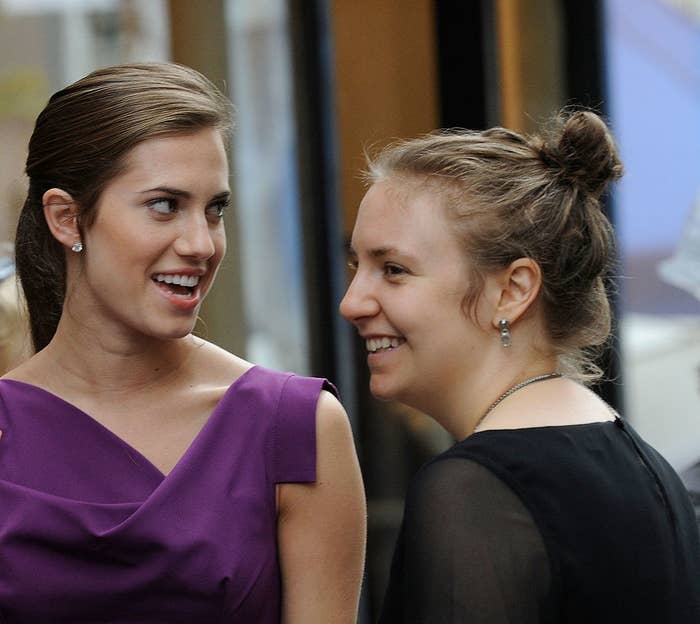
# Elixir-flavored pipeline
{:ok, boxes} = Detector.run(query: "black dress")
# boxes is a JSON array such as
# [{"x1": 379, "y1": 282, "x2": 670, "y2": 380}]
[
  {"x1": 379, "y1": 417, "x2": 700, "y2": 623},
  {"x1": 682, "y1": 461, "x2": 700, "y2": 529}
]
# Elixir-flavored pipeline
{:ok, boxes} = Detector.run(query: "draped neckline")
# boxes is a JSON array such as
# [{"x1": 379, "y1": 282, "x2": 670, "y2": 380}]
[{"x1": 0, "y1": 365, "x2": 258, "y2": 479}]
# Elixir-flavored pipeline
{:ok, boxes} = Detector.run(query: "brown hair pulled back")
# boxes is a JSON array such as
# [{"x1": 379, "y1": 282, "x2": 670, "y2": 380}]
[
  {"x1": 16, "y1": 62, "x2": 233, "y2": 352},
  {"x1": 366, "y1": 110, "x2": 623, "y2": 381}
]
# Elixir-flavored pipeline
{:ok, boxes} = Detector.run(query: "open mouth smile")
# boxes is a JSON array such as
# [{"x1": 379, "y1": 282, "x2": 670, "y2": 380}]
[
  {"x1": 152, "y1": 273, "x2": 201, "y2": 300},
  {"x1": 366, "y1": 337, "x2": 406, "y2": 353}
]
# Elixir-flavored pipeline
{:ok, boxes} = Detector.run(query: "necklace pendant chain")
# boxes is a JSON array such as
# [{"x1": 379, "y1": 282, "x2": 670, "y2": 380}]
[{"x1": 475, "y1": 373, "x2": 562, "y2": 432}]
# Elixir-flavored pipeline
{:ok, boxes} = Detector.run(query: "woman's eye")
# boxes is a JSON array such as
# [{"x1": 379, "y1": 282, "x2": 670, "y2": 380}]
[
  {"x1": 206, "y1": 199, "x2": 230, "y2": 220},
  {"x1": 384, "y1": 263, "x2": 407, "y2": 278},
  {"x1": 148, "y1": 198, "x2": 177, "y2": 215},
  {"x1": 347, "y1": 259, "x2": 358, "y2": 271}
]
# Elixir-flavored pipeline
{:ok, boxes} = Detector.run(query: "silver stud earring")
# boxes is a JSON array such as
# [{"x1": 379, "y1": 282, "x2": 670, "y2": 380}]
[
  {"x1": 71, "y1": 241, "x2": 84, "y2": 253},
  {"x1": 499, "y1": 319, "x2": 512, "y2": 348}
]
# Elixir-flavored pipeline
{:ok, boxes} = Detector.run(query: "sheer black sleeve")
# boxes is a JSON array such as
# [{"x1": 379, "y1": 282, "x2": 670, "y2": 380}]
[
  {"x1": 379, "y1": 457, "x2": 551, "y2": 623},
  {"x1": 681, "y1": 461, "x2": 700, "y2": 528}
]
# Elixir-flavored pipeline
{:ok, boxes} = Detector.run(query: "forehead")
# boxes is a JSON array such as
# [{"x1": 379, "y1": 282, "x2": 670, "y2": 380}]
[
  {"x1": 352, "y1": 178, "x2": 458, "y2": 252},
  {"x1": 115, "y1": 128, "x2": 229, "y2": 188}
]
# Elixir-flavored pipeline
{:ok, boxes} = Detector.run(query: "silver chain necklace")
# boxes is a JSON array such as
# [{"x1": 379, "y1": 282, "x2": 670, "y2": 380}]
[{"x1": 474, "y1": 373, "x2": 562, "y2": 432}]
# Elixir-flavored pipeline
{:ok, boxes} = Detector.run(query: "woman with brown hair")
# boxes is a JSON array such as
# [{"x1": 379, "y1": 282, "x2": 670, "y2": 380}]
[
  {"x1": 341, "y1": 111, "x2": 700, "y2": 623},
  {"x1": 0, "y1": 63, "x2": 365, "y2": 623}
]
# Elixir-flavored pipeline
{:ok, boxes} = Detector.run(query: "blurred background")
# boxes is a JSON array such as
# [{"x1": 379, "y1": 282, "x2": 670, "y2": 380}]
[{"x1": 0, "y1": 0, "x2": 698, "y2": 620}]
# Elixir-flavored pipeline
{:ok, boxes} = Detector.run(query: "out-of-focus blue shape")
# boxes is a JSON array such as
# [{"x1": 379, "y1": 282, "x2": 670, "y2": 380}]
[
  {"x1": 658, "y1": 194, "x2": 700, "y2": 301},
  {"x1": 0, "y1": 255, "x2": 14, "y2": 283}
]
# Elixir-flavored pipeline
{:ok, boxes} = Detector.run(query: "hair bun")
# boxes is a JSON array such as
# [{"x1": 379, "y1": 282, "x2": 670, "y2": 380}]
[{"x1": 550, "y1": 111, "x2": 623, "y2": 197}]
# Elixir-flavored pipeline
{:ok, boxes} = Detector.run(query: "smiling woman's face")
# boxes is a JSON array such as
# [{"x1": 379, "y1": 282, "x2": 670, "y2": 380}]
[
  {"x1": 340, "y1": 178, "x2": 491, "y2": 409},
  {"x1": 68, "y1": 127, "x2": 230, "y2": 342}
]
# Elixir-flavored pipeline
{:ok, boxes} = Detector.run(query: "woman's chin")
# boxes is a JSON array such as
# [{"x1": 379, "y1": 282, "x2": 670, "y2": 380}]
[
  {"x1": 143, "y1": 320, "x2": 198, "y2": 343},
  {"x1": 369, "y1": 376, "x2": 400, "y2": 403}
]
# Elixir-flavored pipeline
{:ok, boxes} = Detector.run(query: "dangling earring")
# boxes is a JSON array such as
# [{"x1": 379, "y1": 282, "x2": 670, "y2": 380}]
[
  {"x1": 499, "y1": 319, "x2": 512, "y2": 348},
  {"x1": 71, "y1": 241, "x2": 84, "y2": 253}
]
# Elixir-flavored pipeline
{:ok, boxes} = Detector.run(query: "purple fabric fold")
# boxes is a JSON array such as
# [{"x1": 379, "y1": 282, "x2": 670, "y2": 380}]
[{"x1": 0, "y1": 366, "x2": 334, "y2": 623}]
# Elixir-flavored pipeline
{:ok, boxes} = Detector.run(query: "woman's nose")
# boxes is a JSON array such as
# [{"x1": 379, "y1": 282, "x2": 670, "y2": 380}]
[
  {"x1": 174, "y1": 215, "x2": 216, "y2": 260},
  {"x1": 339, "y1": 272, "x2": 379, "y2": 324}
]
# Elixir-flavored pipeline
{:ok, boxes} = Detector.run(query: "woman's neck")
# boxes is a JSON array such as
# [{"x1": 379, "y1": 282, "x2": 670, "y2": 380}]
[
  {"x1": 418, "y1": 351, "x2": 560, "y2": 441},
  {"x1": 21, "y1": 316, "x2": 197, "y2": 396}
]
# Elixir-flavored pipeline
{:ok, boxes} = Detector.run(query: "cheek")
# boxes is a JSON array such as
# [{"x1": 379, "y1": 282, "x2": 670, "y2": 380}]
[
  {"x1": 83, "y1": 228, "x2": 165, "y2": 283},
  {"x1": 214, "y1": 230, "x2": 227, "y2": 258},
  {"x1": 426, "y1": 285, "x2": 471, "y2": 325},
  {"x1": 85, "y1": 214, "x2": 155, "y2": 254},
  {"x1": 206, "y1": 231, "x2": 226, "y2": 272},
  {"x1": 469, "y1": 292, "x2": 494, "y2": 332}
]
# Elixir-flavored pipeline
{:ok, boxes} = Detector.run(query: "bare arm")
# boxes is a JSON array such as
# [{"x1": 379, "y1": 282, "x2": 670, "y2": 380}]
[{"x1": 277, "y1": 390, "x2": 367, "y2": 624}]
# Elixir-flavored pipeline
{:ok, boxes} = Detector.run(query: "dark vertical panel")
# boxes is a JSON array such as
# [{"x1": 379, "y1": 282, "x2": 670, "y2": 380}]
[
  {"x1": 434, "y1": 0, "x2": 490, "y2": 129},
  {"x1": 562, "y1": 0, "x2": 624, "y2": 413},
  {"x1": 288, "y1": 0, "x2": 355, "y2": 400},
  {"x1": 562, "y1": 0, "x2": 606, "y2": 109}
]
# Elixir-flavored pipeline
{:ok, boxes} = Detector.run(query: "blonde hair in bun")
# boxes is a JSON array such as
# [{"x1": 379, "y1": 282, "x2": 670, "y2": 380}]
[{"x1": 365, "y1": 109, "x2": 624, "y2": 381}]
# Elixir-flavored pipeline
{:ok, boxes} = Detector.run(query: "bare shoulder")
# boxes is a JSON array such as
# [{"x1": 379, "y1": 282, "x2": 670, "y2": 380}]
[
  {"x1": 480, "y1": 377, "x2": 615, "y2": 431},
  {"x1": 0, "y1": 352, "x2": 49, "y2": 385},
  {"x1": 316, "y1": 389, "x2": 351, "y2": 430},
  {"x1": 277, "y1": 386, "x2": 366, "y2": 622},
  {"x1": 277, "y1": 391, "x2": 367, "y2": 624},
  {"x1": 314, "y1": 390, "x2": 357, "y2": 457},
  {"x1": 174, "y1": 338, "x2": 256, "y2": 412},
  {"x1": 279, "y1": 390, "x2": 359, "y2": 509},
  {"x1": 555, "y1": 379, "x2": 617, "y2": 423},
  {"x1": 185, "y1": 337, "x2": 254, "y2": 388}
]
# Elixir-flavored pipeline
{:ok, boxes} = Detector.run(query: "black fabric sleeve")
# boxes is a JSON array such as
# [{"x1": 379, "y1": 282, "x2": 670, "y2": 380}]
[
  {"x1": 681, "y1": 461, "x2": 700, "y2": 529},
  {"x1": 379, "y1": 457, "x2": 551, "y2": 623}
]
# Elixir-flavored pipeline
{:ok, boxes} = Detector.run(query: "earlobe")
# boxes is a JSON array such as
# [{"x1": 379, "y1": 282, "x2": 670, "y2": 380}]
[
  {"x1": 491, "y1": 258, "x2": 542, "y2": 328},
  {"x1": 43, "y1": 188, "x2": 81, "y2": 250}
]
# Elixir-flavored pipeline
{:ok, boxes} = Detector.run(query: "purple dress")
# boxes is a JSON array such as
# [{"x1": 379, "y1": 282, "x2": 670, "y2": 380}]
[{"x1": 0, "y1": 366, "x2": 334, "y2": 623}]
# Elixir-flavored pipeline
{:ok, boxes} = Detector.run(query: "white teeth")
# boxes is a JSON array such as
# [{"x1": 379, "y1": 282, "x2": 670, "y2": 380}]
[
  {"x1": 366, "y1": 337, "x2": 404, "y2": 353},
  {"x1": 154, "y1": 274, "x2": 200, "y2": 287}
]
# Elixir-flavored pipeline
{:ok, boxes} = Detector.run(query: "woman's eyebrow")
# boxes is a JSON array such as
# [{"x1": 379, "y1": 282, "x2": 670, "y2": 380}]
[
  {"x1": 138, "y1": 186, "x2": 190, "y2": 197},
  {"x1": 138, "y1": 187, "x2": 231, "y2": 201},
  {"x1": 369, "y1": 246, "x2": 399, "y2": 259}
]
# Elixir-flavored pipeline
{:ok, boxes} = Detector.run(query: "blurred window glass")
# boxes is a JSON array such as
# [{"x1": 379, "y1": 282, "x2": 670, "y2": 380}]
[
  {"x1": 0, "y1": 0, "x2": 169, "y2": 244},
  {"x1": 604, "y1": 0, "x2": 700, "y2": 471},
  {"x1": 225, "y1": 0, "x2": 310, "y2": 374}
]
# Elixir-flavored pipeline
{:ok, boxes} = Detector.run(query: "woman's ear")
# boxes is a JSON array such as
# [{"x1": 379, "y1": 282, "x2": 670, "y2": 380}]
[
  {"x1": 43, "y1": 188, "x2": 80, "y2": 249},
  {"x1": 488, "y1": 257, "x2": 542, "y2": 328}
]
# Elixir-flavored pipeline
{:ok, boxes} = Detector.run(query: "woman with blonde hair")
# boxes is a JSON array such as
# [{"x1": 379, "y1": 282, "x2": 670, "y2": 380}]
[{"x1": 341, "y1": 110, "x2": 700, "y2": 623}]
